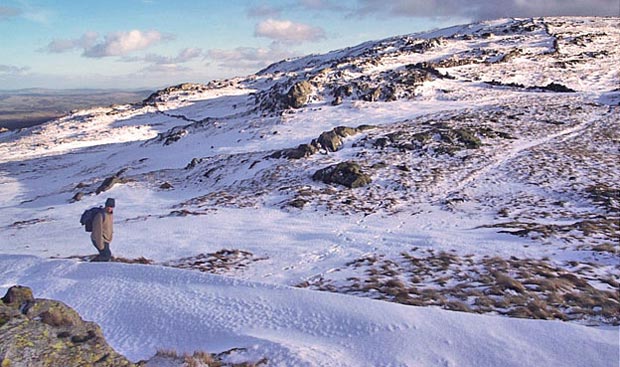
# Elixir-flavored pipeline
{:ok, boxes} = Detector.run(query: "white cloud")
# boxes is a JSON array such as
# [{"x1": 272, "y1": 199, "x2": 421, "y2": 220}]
[
  {"x1": 174, "y1": 47, "x2": 203, "y2": 63},
  {"x1": 42, "y1": 32, "x2": 99, "y2": 53},
  {"x1": 255, "y1": 18, "x2": 326, "y2": 43},
  {"x1": 42, "y1": 30, "x2": 172, "y2": 58},
  {"x1": 83, "y1": 30, "x2": 171, "y2": 58},
  {"x1": 354, "y1": 0, "x2": 619, "y2": 19}
]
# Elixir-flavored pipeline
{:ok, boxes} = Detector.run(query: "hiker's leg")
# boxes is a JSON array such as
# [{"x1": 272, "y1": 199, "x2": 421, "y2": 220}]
[
  {"x1": 91, "y1": 240, "x2": 111, "y2": 262},
  {"x1": 99, "y1": 242, "x2": 112, "y2": 261},
  {"x1": 91, "y1": 239, "x2": 102, "y2": 261}
]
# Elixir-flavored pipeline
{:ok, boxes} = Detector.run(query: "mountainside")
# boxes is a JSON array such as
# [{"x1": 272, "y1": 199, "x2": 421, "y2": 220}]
[{"x1": 0, "y1": 17, "x2": 618, "y2": 366}]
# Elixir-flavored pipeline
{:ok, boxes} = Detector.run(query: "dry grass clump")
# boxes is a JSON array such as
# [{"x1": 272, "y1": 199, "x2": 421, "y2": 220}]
[
  {"x1": 307, "y1": 250, "x2": 620, "y2": 325},
  {"x1": 491, "y1": 272, "x2": 526, "y2": 293},
  {"x1": 163, "y1": 249, "x2": 268, "y2": 275}
]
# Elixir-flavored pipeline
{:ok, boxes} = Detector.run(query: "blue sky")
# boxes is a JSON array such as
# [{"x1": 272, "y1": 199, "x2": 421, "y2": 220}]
[{"x1": 0, "y1": 0, "x2": 616, "y2": 90}]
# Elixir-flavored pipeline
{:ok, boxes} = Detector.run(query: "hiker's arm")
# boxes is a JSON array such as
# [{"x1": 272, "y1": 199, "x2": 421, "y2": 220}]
[{"x1": 91, "y1": 213, "x2": 104, "y2": 250}]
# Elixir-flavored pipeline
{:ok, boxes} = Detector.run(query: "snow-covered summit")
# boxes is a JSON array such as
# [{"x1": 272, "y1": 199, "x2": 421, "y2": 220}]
[{"x1": 0, "y1": 17, "x2": 618, "y2": 366}]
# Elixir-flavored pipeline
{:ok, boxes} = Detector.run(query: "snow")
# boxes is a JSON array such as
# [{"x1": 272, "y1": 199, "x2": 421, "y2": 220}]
[
  {"x1": 0, "y1": 255, "x2": 616, "y2": 366},
  {"x1": 0, "y1": 16, "x2": 618, "y2": 366}
]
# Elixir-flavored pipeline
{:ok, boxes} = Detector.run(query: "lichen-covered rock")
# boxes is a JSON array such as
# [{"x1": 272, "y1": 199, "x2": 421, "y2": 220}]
[
  {"x1": 270, "y1": 125, "x2": 375, "y2": 160},
  {"x1": 314, "y1": 126, "x2": 370, "y2": 152},
  {"x1": 284, "y1": 81, "x2": 313, "y2": 108},
  {"x1": 0, "y1": 286, "x2": 135, "y2": 367},
  {"x1": 1, "y1": 285, "x2": 34, "y2": 309},
  {"x1": 316, "y1": 130, "x2": 343, "y2": 152},
  {"x1": 269, "y1": 144, "x2": 318, "y2": 160},
  {"x1": 312, "y1": 161, "x2": 372, "y2": 188}
]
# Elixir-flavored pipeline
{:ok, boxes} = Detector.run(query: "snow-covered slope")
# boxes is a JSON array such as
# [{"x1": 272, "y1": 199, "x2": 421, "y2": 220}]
[
  {"x1": 0, "y1": 17, "x2": 618, "y2": 366},
  {"x1": 1, "y1": 255, "x2": 616, "y2": 366}
]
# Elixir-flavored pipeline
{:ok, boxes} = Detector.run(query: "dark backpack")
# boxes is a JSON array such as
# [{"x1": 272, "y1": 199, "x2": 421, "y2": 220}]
[{"x1": 80, "y1": 207, "x2": 104, "y2": 232}]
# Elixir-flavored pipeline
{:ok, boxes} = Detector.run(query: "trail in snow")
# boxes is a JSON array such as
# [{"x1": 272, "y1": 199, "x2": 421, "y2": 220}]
[{"x1": 442, "y1": 111, "x2": 597, "y2": 199}]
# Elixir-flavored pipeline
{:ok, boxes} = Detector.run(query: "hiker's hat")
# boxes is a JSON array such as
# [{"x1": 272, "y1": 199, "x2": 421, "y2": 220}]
[{"x1": 105, "y1": 198, "x2": 115, "y2": 208}]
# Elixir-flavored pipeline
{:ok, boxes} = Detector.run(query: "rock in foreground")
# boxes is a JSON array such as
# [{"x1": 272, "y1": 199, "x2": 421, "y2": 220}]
[{"x1": 0, "y1": 285, "x2": 134, "y2": 367}]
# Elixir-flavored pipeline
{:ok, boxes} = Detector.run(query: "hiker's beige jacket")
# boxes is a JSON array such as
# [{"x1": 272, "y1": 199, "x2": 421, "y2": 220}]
[{"x1": 91, "y1": 212, "x2": 113, "y2": 250}]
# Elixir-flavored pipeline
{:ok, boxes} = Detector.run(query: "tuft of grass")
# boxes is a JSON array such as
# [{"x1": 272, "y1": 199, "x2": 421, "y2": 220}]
[{"x1": 492, "y1": 272, "x2": 526, "y2": 293}]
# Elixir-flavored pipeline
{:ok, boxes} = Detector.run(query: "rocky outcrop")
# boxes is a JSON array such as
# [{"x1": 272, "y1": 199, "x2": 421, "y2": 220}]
[
  {"x1": 0, "y1": 286, "x2": 134, "y2": 367},
  {"x1": 269, "y1": 143, "x2": 318, "y2": 160},
  {"x1": 540, "y1": 82, "x2": 575, "y2": 93},
  {"x1": 143, "y1": 83, "x2": 208, "y2": 106},
  {"x1": 270, "y1": 125, "x2": 375, "y2": 160},
  {"x1": 312, "y1": 161, "x2": 372, "y2": 188},
  {"x1": 96, "y1": 168, "x2": 129, "y2": 194},
  {"x1": 284, "y1": 81, "x2": 313, "y2": 109}
]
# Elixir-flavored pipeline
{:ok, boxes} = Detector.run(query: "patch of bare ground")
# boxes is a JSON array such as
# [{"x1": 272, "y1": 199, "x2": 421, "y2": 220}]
[
  {"x1": 139, "y1": 348, "x2": 267, "y2": 367},
  {"x1": 299, "y1": 251, "x2": 619, "y2": 326},
  {"x1": 54, "y1": 249, "x2": 268, "y2": 276},
  {"x1": 162, "y1": 249, "x2": 268, "y2": 275}
]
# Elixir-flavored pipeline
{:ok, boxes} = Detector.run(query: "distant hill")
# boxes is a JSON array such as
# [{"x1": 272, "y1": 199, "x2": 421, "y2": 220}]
[{"x1": 0, "y1": 88, "x2": 153, "y2": 130}]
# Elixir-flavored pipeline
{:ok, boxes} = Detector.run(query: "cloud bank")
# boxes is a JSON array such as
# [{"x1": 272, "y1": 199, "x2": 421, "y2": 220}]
[
  {"x1": 355, "y1": 0, "x2": 620, "y2": 19},
  {"x1": 126, "y1": 47, "x2": 203, "y2": 65},
  {"x1": 43, "y1": 30, "x2": 171, "y2": 58},
  {"x1": 0, "y1": 64, "x2": 29, "y2": 75},
  {"x1": 84, "y1": 30, "x2": 171, "y2": 58},
  {"x1": 255, "y1": 18, "x2": 326, "y2": 43},
  {"x1": 208, "y1": 45, "x2": 297, "y2": 71}
]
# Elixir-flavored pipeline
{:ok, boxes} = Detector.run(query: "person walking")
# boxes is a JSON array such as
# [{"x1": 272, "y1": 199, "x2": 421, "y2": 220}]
[{"x1": 91, "y1": 198, "x2": 115, "y2": 262}]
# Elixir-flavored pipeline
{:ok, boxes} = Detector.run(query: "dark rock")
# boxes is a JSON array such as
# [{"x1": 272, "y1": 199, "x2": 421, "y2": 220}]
[
  {"x1": 284, "y1": 81, "x2": 313, "y2": 109},
  {"x1": 312, "y1": 161, "x2": 372, "y2": 188},
  {"x1": 333, "y1": 126, "x2": 358, "y2": 137},
  {"x1": 143, "y1": 83, "x2": 207, "y2": 106},
  {"x1": 160, "y1": 128, "x2": 188, "y2": 145},
  {"x1": 186, "y1": 158, "x2": 203, "y2": 169},
  {"x1": 71, "y1": 192, "x2": 84, "y2": 202},
  {"x1": 0, "y1": 286, "x2": 134, "y2": 366},
  {"x1": 270, "y1": 144, "x2": 318, "y2": 160},
  {"x1": 271, "y1": 125, "x2": 372, "y2": 159},
  {"x1": 315, "y1": 126, "x2": 362, "y2": 152},
  {"x1": 399, "y1": 143, "x2": 416, "y2": 151},
  {"x1": 96, "y1": 175, "x2": 123, "y2": 194},
  {"x1": 356, "y1": 124, "x2": 376, "y2": 131},
  {"x1": 374, "y1": 137, "x2": 390, "y2": 148},
  {"x1": 160, "y1": 182, "x2": 174, "y2": 190},
  {"x1": 542, "y1": 82, "x2": 576, "y2": 93},
  {"x1": 363, "y1": 87, "x2": 382, "y2": 102},
  {"x1": 1, "y1": 285, "x2": 34, "y2": 308},
  {"x1": 289, "y1": 199, "x2": 307, "y2": 208},
  {"x1": 333, "y1": 85, "x2": 354, "y2": 98},
  {"x1": 316, "y1": 130, "x2": 343, "y2": 152},
  {"x1": 453, "y1": 128, "x2": 482, "y2": 149}
]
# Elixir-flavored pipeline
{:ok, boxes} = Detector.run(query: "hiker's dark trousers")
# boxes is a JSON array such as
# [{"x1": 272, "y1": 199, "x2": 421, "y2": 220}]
[{"x1": 92, "y1": 240, "x2": 112, "y2": 262}]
